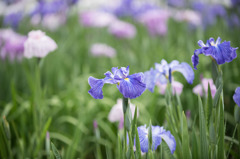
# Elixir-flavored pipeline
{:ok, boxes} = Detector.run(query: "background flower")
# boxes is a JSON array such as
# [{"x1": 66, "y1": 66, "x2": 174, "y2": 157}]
[
  {"x1": 193, "y1": 78, "x2": 216, "y2": 98},
  {"x1": 24, "y1": 30, "x2": 57, "y2": 58},
  {"x1": 90, "y1": 43, "x2": 116, "y2": 58}
]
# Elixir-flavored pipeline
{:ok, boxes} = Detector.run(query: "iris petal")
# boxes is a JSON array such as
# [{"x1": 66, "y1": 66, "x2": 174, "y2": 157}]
[
  {"x1": 144, "y1": 68, "x2": 158, "y2": 92},
  {"x1": 233, "y1": 87, "x2": 240, "y2": 107},
  {"x1": 117, "y1": 73, "x2": 146, "y2": 99},
  {"x1": 159, "y1": 128, "x2": 176, "y2": 154},
  {"x1": 172, "y1": 62, "x2": 194, "y2": 84},
  {"x1": 88, "y1": 76, "x2": 105, "y2": 99}
]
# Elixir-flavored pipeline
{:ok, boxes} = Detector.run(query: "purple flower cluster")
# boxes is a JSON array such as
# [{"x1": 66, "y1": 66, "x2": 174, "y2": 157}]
[
  {"x1": 88, "y1": 66, "x2": 146, "y2": 99},
  {"x1": 0, "y1": 29, "x2": 26, "y2": 61},
  {"x1": 192, "y1": 37, "x2": 238, "y2": 69},
  {"x1": 192, "y1": 2, "x2": 226, "y2": 28}
]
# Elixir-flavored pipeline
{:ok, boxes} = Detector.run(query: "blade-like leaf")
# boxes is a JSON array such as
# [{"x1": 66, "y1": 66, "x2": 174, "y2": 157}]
[
  {"x1": 207, "y1": 84, "x2": 213, "y2": 126},
  {"x1": 182, "y1": 112, "x2": 191, "y2": 159},
  {"x1": 198, "y1": 95, "x2": 209, "y2": 159},
  {"x1": 51, "y1": 142, "x2": 62, "y2": 159},
  {"x1": 217, "y1": 97, "x2": 225, "y2": 159},
  {"x1": 135, "y1": 125, "x2": 142, "y2": 159}
]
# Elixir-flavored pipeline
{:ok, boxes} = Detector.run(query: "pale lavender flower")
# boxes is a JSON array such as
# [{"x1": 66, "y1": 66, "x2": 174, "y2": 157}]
[
  {"x1": 90, "y1": 43, "x2": 116, "y2": 58},
  {"x1": 79, "y1": 10, "x2": 116, "y2": 28},
  {"x1": 108, "y1": 20, "x2": 136, "y2": 39},
  {"x1": 108, "y1": 98, "x2": 139, "y2": 124},
  {"x1": 156, "y1": 79, "x2": 183, "y2": 95},
  {"x1": 42, "y1": 13, "x2": 66, "y2": 31},
  {"x1": 137, "y1": 9, "x2": 169, "y2": 36},
  {"x1": 24, "y1": 30, "x2": 57, "y2": 58},
  {"x1": 0, "y1": 29, "x2": 26, "y2": 61},
  {"x1": 174, "y1": 10, "x2": 202, "y2": 26},
  {"x1": 193, "y1": 78, "x2": 216, "y2": 98}
]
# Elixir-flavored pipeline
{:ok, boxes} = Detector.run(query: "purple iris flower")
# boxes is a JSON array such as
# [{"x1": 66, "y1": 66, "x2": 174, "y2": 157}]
[
  {"x1": 231, "y1": 0, "x2": 240, "y2": 6},
  {"x1": 137, "y1": 125, "x2": 176, "y2": 153},
  {"x1": 4, "y1": 12, "x2": 23, "y2": 29},
  {"x1": 168, "y1": 0, "x2": 185, "y2": 7},
  {"x1": 144, "y1": 59, "x2": 194, "y2": 92},
  {"x1": 31, "y1": 0, "x2": 67, "y2": 17},
  {"x1": 192, "y1": 37, "x2": 238, "y2": 69},
  {"x1": 233, "y1": 87, "x2": 240, "y2": 107},
  {"x1": 192, "y1": 2, "x2": 226, "y2": 28},
  {"x1": 88, "y1": 66, "x2": 146, "y2": 99}
]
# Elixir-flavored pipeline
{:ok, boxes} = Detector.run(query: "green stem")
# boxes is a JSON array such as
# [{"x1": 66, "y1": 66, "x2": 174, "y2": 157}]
[
  {"x1": 238, "y1": 124, "x2": 240, "y2": 158},
  {"x1": 122, "y1": 97, "x2": 129, "y2": 159}
]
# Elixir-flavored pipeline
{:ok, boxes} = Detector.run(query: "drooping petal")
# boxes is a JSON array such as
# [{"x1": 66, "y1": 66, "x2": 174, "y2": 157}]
[
  {"x1": 137, "y1": 125, "x2": 149, "y2": 153},
  {"x1": 88, "y1": 76, "x2": 105, "y2": 99},
  {"x1": 233, "y1": 87, "x2": 240, "y2": 107},
  {"x1": 171, "y1": 62, "x2": 194, "y2": 84},
  {"x1": 117, "y1": 73, "x2": 146, "y2": 99},
  {"x1": 192, "y1": 48, "x2": 203, "y2": 70},
  {"x1": 151, "y1": 126, "x2": 163, "y2": 150},
  {"x1": 159, "y1": 128, "x2": 176, "y2": 154}
]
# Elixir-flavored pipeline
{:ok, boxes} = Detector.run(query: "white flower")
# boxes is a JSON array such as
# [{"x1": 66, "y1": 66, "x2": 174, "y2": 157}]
[
  {"x1": 24, "y1": 30, "x2": 57, "y2": 58},
  {"x1": 108, "y1": 98, "x2": 139, "y2": 123}
]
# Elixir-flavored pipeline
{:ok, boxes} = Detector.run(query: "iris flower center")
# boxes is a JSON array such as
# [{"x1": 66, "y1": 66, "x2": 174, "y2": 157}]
[{"x1": 124, "y1": 78, "x2": 130, "y2": 81}]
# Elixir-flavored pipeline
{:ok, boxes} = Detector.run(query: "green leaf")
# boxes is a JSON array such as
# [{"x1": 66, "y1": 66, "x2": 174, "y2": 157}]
[
  {"x1": 198, "y1": 95, "x2": 209, "y2": 159},
  {"x1": 131, "y1": 107, "x2": 138, "y2": 141},
  {"x1": 182, "y1": 112, "x2": 191, "y2": 159},
  {"x1": 217, "y1": 98, "x2": 225, "y2": 159},
  {"x1": 135, "y1": 125, "x2": 142, "y2": 159},
  {"x1": 128, "y1": 131, "x2": 135, "y2": 159},
  {"x1": 207, "y1": 83, "x2": 213, "y2": 126},
  {"x1": 148, "y1": 121, "x2": 153, "y2": 159},
  {"x1": 213, "y1": 84, "x2": 223, "y2": 108},
  {"x1": 51, "y1": 142, "x2": 62, "y2": 159},
  {"x1": 118, "y1": 134, "x2": 122, "y2": 159},
  {"x1": 125, "y1": 106, "x2": 132, "y2": 132},
  {"x1": 209, "y1": 117, "x2": 216, "y2": 145},
  {"x1": 234, "y1": 106, "x2": 240, "y2": 124}
]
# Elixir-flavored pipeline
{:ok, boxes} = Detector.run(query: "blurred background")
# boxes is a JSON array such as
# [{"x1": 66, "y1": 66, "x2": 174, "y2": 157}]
[{"x1": 0, "y1": 0, "x2": 240, "y2": 158}]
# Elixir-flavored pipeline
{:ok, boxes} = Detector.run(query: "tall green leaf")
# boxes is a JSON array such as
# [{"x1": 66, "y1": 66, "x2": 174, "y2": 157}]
[
  {"x1": 198, "y1": 96, "x2": 209, "y2": 159},
  {"x1": 182, "y1": 112, "x2": 191, "y2": 159},
  {"x1": 217, "y1": 97, "x2": 225, "y2": 159}
]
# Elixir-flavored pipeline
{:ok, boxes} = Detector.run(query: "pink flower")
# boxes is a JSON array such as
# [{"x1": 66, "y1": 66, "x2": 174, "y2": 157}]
[
  {"x1": 24, "y1": 30, "x2": 57, "y2": 58},
  {"x1": 108, "y1": 98, "x2": 139, "y2": 129},
  {"x1": 137, "y1": 9, "x2": 169, "y2": 36},
  {"x1": 193, "y1": 78, "x2": 216, "y2": 98},
  {"x1": 79, "y1": 10, "x2": 116, "y2": 28},
  {"x1": 90, "y1": 43, "x2": 116, "y2": 57},
  {"x1": 0, "y1": 29, "x2": 26, "y2": 61},
  {"x1": 156, "y1": 80, "x2": 183, "y2": 95},
  {"x1": 108, "y1": 20, "x2": 136, "y2": 39}
]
